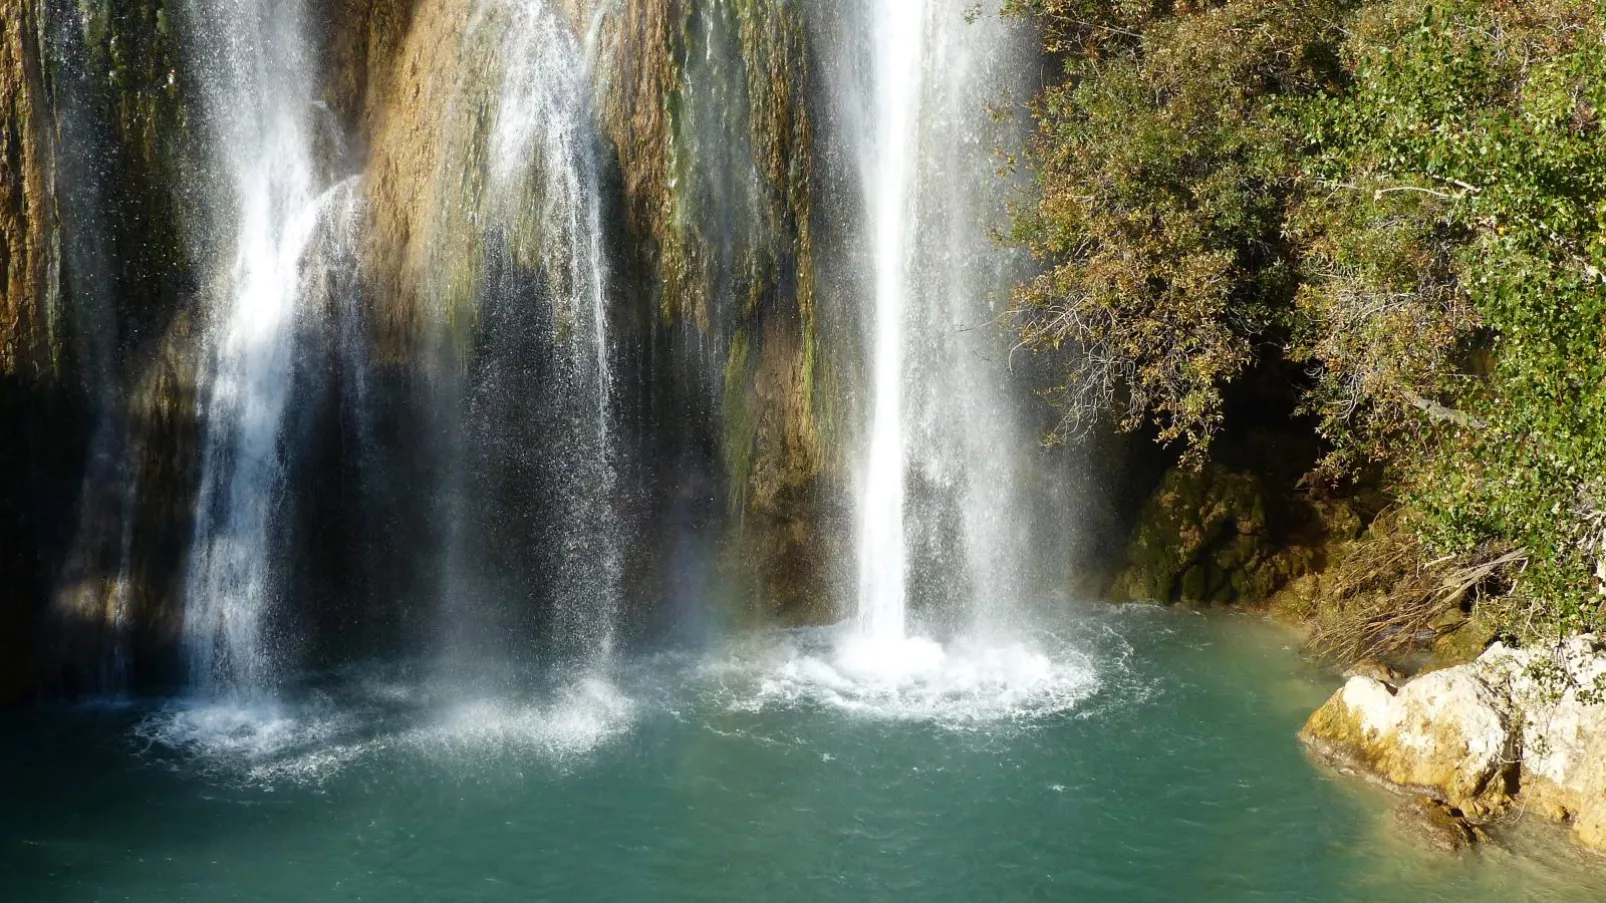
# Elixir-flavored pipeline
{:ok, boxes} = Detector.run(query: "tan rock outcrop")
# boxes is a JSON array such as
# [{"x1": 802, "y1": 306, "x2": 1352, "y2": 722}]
[
  {"x1": 1303, "y1": 634, "x2": 1606, "y2": 852},
  {"x1": 1301, "y1": 667, "x2": 1516, "y2": 806},
  {"x1": 1, "y1": 0, "x2": 56, "y2": 377},
  {"x1": 351, "y1": 0, "x2": 476, "y2": 359},
  {"x1": 1479, "y1": 636, "x2": 1606, "y2": 851}
]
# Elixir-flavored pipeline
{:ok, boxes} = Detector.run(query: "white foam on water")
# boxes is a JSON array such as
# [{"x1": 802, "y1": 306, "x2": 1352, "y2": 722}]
[
  {"x1": 716, "y1": 627, "x2": 1102, "y2": 728},
  {"x1": 414, "y1": 677, "x2": 634, "y2": 760},
  {"x1": 133, "y1": 676, "x2": 636, "y2": 786},
  {"x1": 133, "y1": 700, "x2": 356, "y2": 765},
  {"x1": 244, "y1": 740, "x2": 385, "y2": 788},
  {"x1": 131, "y1": 620, "x2": 1122, "y2": 786},
  {"x1": 135, "y1": 703, "x2": 393, "y2": 788}
]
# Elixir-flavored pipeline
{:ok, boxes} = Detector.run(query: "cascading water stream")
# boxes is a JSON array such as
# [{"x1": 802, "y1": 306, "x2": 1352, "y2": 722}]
[
  {"x1": 855, "y1": 0, "x2": 928, "y2": 645},
  {"x1": 487, "y1": 0, "x2": 616, "y2": 453},
  {"x1": 486, "y1": 0, "x2": 622, "y2": 668},
  {"x1": 434, "y1": 0, "x2": 623, "y2": 687},
  {"x1": 900, "y1": 2, "x2": 1054, "y2": 632},
  {"x1": 821, "y1": 1, "x2": 1087, "y2": 706},
  {"x1": 181, "y1": 0, "x2": 324, "y2": 698}
]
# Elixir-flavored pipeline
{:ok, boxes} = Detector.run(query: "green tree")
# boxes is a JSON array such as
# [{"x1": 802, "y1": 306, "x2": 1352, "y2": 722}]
[{"x1": 1009, "y1": 0, "x2": 1606, "y2": 645}]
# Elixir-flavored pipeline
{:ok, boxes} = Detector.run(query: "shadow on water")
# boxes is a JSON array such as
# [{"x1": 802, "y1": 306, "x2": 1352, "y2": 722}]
[{"x1": 0, "y1": 706, "x2": 314, "y2": 903}]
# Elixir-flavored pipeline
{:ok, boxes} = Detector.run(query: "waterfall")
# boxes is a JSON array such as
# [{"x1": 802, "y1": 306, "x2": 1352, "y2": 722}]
[
  {"x1": 487, "y1": 0, "x2": 615, "y2": 444},
  {"x1": 903, "y1": 5, "x2": 1048, "y2": 631},
  {"x1": 850, "y1": 1, "x2": 1050, "y2": 647},
  {"x1": 18, "y1": 0, "x2": 1057, "y2": 708},
  {"x1": 488, "y1": 0, "x2": 622, "y2": 667},
  {"x1": 42, "y1": 4, "x2": 141, "y2": 695},
  {"x1": 436, "y1": 0, "x2": 622, "y2": 683},
  {"x1": 180, "y1": 0, "x2": 325, "y2": 697},
  {"x1": 855, "y1": 0, "x2": 928, "y2": 643}
]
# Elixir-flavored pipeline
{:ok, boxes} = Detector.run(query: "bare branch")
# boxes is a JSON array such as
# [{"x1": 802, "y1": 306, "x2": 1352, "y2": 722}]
[{"x1": 1401, "y1": 389, "x2": 1486, "y2": 430}]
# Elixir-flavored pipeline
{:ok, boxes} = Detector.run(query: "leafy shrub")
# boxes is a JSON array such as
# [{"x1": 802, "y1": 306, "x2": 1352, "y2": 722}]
[{"x1": 1009, "y1": 0, "x2": 1606, "y2": 639}]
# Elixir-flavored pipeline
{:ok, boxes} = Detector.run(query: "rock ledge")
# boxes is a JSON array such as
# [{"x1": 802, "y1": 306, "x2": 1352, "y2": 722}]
[{"x1": 1301, "y1": 636, "x2": 1606, "y2": 851}]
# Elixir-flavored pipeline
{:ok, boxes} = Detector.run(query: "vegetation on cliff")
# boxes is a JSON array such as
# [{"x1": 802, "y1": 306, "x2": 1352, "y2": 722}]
[{"x1": 1007, "y1": 0, "x2": 1606, "y2": 657}]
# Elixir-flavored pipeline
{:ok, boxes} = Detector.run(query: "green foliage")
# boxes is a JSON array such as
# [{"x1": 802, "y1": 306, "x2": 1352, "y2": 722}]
[
  {"x1": 1010, "y1": 0, "x2": 1606, "y2": 636},
  {"x1": 1008, "y1": 0, "x2": 1353, "y2": 458},
  {"x1": 1307, "y1": 2, "x2": 1606, "y2": 632}
]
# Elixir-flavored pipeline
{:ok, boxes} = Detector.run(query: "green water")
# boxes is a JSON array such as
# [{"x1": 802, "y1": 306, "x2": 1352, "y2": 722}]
[{"x1": 3, "y1": 605, "x2": 1602, "y2": 902}]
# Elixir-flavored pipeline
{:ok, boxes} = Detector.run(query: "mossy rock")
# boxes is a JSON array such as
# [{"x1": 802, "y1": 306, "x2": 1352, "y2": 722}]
[
  {"x1": 1109, "y1": 463, "x2": 1273, "y2": 605},
  {"x1": 1430, "y1": 605, "x2": 1504, "y2": 668}
]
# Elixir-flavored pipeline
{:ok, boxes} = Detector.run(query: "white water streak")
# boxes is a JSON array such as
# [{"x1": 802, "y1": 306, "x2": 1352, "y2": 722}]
[
  {"x1": 182, "y1": 0, "x2": 326, "y2": 697},
  {"x1": 856, "y1": 0, "x2": 928, "y2": 643},
  {"x1": 489, "y1": 0, "x2": 614, "y2": 433}
]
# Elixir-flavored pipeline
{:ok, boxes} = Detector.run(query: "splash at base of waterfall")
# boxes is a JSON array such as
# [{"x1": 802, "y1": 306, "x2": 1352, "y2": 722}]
[
  {"x1": 130, "y1": 612, "x2": 1117, "y2": 787},
  {"x1": 133, "y1": 674, "x2": 636, "y2": 786},
  {"x1": 712, "y1": 624, "x2": 1106, "y2": 728}
]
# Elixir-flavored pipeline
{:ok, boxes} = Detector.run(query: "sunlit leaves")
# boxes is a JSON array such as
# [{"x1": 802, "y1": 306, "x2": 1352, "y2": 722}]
[{"x1": 1009, "y1": 0, "x2": 1606, "y2": 632}]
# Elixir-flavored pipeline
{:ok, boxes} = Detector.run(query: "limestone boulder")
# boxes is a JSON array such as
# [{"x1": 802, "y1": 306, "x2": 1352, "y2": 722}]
[
  {"x1": 1301, "y1": 667, "x2": 1515, "y2": 806},
  {"x1": 1303, "y1": 634, "x2": 1606, "y2": 852},
  {"x1": 1478, "y1": 636, "x2": 1606, "y2": 851}
]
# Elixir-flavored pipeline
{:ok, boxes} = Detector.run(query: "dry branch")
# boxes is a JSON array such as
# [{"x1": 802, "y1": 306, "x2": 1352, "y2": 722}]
[{"x1": 1305, "y1": 518, "x2": 1527, "y2": 666}]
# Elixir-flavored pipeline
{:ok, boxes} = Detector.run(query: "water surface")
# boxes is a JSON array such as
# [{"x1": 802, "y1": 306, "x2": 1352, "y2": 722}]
[{"x1": 3, "y1": 605, "x2": 1600, "y2": 902}]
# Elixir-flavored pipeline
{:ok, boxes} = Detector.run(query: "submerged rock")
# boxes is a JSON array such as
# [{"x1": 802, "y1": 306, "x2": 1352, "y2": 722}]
[
  {"x1": 1394, "y1": 796, "x2": 1485, "y2": 853},
  {"x1": 1303, "y1": 634, "x2": 1606, "y2": 852}
]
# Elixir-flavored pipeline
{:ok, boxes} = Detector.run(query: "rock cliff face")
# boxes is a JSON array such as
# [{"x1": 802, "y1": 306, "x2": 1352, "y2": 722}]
[
  {"x1": 1, "y1": 0, "x2": 857, "y2": 699},
  {"x1": 1, "y1": 4, "x2": 54, "y2": 377},
  {"x1": 4, "y1": 0, "x2": 209, "y2": 698},
  {"x1": 1302, "y1": 635, "x2": 1606, "y2": 852},
  {"x1": 1, "y1": 1, "x2": 62, "y2": 703},
  {"x1": 350, "y1": 0, "x2": 839, "y2": 623},
  {"x1": 6, "y1": 0, "x2": 207, "y2": 698},
  {"x1": 1108, "y1": 461, "x2": 1364, "y2": 608}
]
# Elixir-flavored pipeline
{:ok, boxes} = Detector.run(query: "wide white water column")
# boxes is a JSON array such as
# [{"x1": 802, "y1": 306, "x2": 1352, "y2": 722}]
[
  {"x1": 181, "y1": 0, "x2": 322, "y2": 697},
  {"x1": 855, "y1": 0, "x2": 928, "y2": 643}
]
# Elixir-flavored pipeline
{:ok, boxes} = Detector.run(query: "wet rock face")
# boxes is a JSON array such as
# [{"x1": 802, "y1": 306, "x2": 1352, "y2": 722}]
[
  {"x1": 2, "y1": 1, "x2": 66, "y2": 704},
  {"x1": 1302, "y1": 635, "x2": 1606, "y2": 853},
  {"x1": 1, "y1": 4, "x2": 54, "y2": 376},
  {"x1": 1109, "y1": 464, "x2": 1318, "y2": 606},
  {"x1": 351, "y1": 0, "x2": 837, "y2": 618},
  {"x1": 13, "y1": 0, "x2": 210, "y2": 699}
]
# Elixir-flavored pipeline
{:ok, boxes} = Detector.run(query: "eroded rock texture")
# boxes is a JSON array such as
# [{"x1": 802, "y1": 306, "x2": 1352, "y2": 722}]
[
  {"x1": 349, "y1": 0, "x2": 840, "y2": 620},
  {"x1": 2, "y1": 0, "x2": 854, "y2": 700},
  {"x1": 1303, "y1": 635, "x2": 1606, "y2": 852}
]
